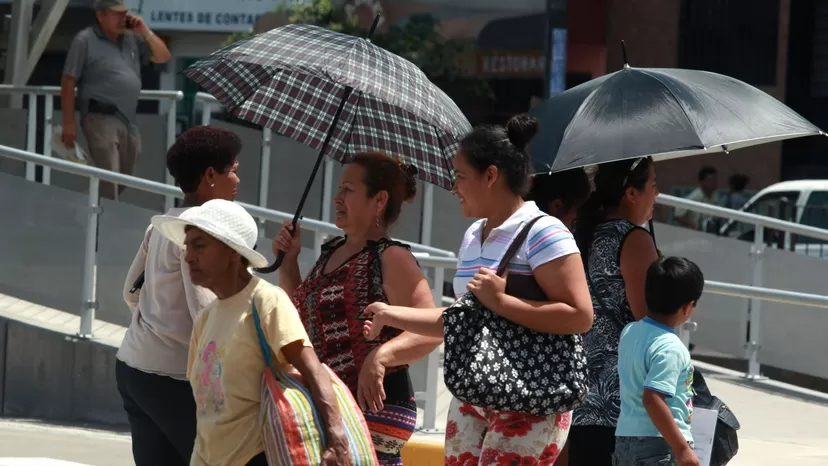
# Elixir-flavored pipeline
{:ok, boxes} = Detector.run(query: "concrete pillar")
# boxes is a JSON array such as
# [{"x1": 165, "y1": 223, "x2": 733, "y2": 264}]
[
  {"x1": 4, "y1": 0, "x2": 34, "y2": 108},
  {"x1": 3, "y1": 0, "x2": 69, "y2": 108},
  {"x1": 26, "y1": 0, "x2": 71, "y2": 80}
]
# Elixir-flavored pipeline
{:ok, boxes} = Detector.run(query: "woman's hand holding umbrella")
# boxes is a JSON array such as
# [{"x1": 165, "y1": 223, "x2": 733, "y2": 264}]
[
  {"x1": 272, "y1": 221, "x2": 305, "y2": 294},
  {"x1": 272, "y1": 221, "x2": 302, "y2": 261}
]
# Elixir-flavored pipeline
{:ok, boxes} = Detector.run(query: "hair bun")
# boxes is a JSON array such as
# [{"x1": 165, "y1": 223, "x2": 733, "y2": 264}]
[{"x1": 506, "y1": 113, "x2": 539, "y2": 152}]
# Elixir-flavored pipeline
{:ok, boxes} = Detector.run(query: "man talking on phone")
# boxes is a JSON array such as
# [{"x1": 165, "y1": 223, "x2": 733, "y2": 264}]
[{"x1": 61, "y1": 0, "x2": 171, "y2": 200}]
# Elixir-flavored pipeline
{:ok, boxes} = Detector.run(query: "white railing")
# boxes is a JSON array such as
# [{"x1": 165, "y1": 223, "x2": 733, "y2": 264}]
[
  {"x1": 0, "y1": 85, "x2": 184, "y2": 211},
  {"x1": 656, "y1": 193, "x2": 828, "y2": 380},
  {"x1": 5, "y1": 144, "x2": 828, "y2": 431},
  {"x1": 0, "y1": 142, "x2": 454, "y2": 431},
  {"x1": 5, "y1": 84, "x2": 828, "y2": 427}
]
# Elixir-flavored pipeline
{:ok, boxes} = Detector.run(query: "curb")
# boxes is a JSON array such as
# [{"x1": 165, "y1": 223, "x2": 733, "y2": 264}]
[{"x1": 401, "y1": 433, "x2": 444, "y2": 465}]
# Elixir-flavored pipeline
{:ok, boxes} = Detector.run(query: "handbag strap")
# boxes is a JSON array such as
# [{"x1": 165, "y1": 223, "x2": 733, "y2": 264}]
[
  {"x1": 128, "y1": 227, "x2": 154, "y2": 294},
  {"x1": 495, "y1": 216, "x2": 545, "y2": 276},
  {"x1": 251, "y1": 299, "x2": 279, "y2": 379}
]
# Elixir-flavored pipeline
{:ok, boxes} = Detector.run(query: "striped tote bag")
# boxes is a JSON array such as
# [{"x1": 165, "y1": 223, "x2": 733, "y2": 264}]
[{"x1": 251, "y1": 302, "x2": 378, "y2": 465}]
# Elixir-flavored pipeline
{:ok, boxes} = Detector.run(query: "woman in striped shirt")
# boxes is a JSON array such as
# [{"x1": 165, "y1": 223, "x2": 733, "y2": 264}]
[{"x1": 363, "y1": 114, "x2": 593, "y2": 465}]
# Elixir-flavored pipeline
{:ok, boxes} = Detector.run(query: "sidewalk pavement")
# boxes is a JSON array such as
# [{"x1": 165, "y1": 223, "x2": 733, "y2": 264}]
[
  {"x1": 695, "y1": 360, "x2": 828, "y2": 465},
  {"x1": 0, "y1": 419, "x2": 131, "y2": 466},
  {"x1": 402, "y1": 359, "x2": 828, "y2": 465},
  {"x1": 0, "y1": 360, "x2": 827, "y2": 465}
]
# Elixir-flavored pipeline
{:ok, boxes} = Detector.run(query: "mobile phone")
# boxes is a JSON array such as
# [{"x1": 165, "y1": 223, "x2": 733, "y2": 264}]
[{"x1": 125, "y1": 15, "x2": 136, "y2": 29}]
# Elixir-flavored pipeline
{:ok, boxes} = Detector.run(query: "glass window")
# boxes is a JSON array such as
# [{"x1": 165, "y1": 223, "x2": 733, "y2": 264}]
[
  {"x1": 795, "y1": 191, "x2": 828, "y2": 247},
  {"x1": 722, "y1": 191, "x2": 798, "y2": 245}
]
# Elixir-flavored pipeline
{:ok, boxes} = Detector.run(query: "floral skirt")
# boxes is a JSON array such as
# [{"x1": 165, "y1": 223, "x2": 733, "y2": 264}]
[{"x1": 444, "y1": 398, "x2": 571, "y2": 465}]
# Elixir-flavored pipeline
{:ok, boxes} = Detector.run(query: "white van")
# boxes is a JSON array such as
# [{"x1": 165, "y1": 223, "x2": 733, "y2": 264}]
[{"x1": 718, "y1": 180, "x2": 828, "y2": 258}]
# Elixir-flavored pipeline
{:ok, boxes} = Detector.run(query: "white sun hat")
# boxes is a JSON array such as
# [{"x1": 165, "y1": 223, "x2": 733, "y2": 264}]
[{"x1": 150, "y1": 199, "x2": 268, "y2": 268}]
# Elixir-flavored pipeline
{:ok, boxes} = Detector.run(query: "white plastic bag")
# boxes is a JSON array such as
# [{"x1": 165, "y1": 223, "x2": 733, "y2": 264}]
[{"x1": 51, "y1": 125, "x2": 91, "y2": 165}]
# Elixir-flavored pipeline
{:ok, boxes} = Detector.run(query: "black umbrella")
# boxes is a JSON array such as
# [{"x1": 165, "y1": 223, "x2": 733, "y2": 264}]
[{"x1": 529, "y1": 43, "x2": 824, "y2": 173}]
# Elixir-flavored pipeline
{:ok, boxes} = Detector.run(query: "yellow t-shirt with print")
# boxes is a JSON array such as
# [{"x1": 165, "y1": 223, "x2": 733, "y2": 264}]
[{"x1": 187, "y1": 276, "x2": 311, "y2": 466}]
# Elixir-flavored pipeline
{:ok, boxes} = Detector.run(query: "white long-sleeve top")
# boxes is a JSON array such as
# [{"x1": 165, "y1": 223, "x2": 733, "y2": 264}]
[{"x1": 118, "y1": 207, "x2": 216, "y2": 380}]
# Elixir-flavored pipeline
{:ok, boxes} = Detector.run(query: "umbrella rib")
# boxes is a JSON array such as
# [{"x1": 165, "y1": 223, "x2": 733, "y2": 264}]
[
  {"x1": 637, "y1": 69, "x2": 706, "y2": 150},
  {"x1": 555, "y1": 78, "x2": 609, "y2": 148}
]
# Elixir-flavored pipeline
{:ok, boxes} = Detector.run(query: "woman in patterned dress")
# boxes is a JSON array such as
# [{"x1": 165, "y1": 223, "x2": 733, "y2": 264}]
[
  {"x1": 565, "y1": 157, "x2": 660, "y2": 466},
  {"x1": 272, "y1": 152, "x2": 441, "y2": 465},
  {"x1": 362, "y1": 114, "x2": 594, "y2": 465}
]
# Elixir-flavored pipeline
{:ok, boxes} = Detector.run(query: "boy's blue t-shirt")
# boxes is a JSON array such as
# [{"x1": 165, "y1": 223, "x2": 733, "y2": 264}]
[{"x1": 616, "y1": 317, "x2": 694, "y2": 441}]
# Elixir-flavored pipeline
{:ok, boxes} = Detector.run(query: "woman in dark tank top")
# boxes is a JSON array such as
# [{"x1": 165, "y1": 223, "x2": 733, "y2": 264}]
[{"x1": 565, "y1": 157, "x2": 660, "y2": 466}]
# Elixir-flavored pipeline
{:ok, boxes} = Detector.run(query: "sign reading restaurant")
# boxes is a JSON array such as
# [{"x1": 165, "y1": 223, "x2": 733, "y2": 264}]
[
  {"x1": 129, "y1": 0, "x2": 300, "y2": 32},
  {"x1": 478, "y1": 51, "x2": 545, "y2": 78}
]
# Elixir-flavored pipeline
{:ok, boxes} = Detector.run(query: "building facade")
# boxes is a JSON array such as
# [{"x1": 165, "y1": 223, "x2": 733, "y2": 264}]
[
  {"x1": 3, "y1": 0, "x2": 812, "y2": 197},
  {"x1": 610, "y1": 0, "x2": 791, "y2": 196}
]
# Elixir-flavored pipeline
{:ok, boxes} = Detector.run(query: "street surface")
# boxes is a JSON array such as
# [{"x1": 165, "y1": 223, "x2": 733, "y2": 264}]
[
  {"x1": 0, "y1": 361, "x2": 826, "y2": 465},
  {"x1": 0, "y1": 419, "x2": 131, "y2": 466}
]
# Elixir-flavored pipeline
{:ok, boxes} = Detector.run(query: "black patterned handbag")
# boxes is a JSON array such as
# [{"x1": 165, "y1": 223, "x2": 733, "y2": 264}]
[{"x1": 442, "y1": 216, "x2": 589, "y2": 416}]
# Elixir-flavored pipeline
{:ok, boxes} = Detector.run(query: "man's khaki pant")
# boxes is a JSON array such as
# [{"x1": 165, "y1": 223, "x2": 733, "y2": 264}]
[{"x1": 81, "y1": 113, "x2": 141, "y2": 200}]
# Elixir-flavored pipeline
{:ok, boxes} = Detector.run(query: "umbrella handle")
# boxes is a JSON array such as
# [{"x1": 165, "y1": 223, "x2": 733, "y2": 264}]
[
  {"x1": 254, "y1": 86, "x2": 354, "y2": 275},
  {"x1": 262, "y1": 215, "x2": 299, "y2": 275},
  {"x1": 268, "y1": 248, "x2": 288, "y2": 275}
]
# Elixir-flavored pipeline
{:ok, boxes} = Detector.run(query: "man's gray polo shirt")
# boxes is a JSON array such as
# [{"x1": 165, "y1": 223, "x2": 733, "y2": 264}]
[{"x1": 63, "y1": 25, "x2": 149, "y2": 129}]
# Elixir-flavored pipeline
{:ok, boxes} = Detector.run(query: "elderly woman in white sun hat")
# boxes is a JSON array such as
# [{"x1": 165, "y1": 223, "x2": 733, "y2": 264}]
[{"x1": 150, "y1": 199, "x2": 352, "y2": 466}]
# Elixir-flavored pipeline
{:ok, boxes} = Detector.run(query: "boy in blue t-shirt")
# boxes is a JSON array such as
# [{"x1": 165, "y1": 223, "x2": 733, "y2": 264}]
[{"x1": 615, "y1": 256, "x2": 704, "y2": 466}]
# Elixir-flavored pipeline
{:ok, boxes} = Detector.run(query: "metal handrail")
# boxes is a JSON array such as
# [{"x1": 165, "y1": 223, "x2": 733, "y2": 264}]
[
  {"x1": 438, "y1": 280, "x2": 828, "y2": 309},
  {"x1": 0, "y1": 143, "x2": 455, "y2": 258},
  {"x1": 705, "y1": 280, "x2": 828, "y2": 309},
  {"x1": 195, "y1": 91, "x2": 219, "y2": 104},
  {"x1": 0, "y1": 141, "x2": 454, "y2": 431},
  {"x1": 9, "y1": 84, "x2": 828, "y2": 421},
  {"x1": 7, "y1": 140, "x2": 828, "y2": 427},
  {"x1": 0, "y1": 85, "x2": 184, "y2": 101},
  {"x1": 0, "y1": 85, "x2": 184, "y2": 209}
]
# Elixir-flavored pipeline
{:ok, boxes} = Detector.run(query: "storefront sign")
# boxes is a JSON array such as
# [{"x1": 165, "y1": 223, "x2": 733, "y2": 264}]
[
  {"x1": 478, "y1": 52, "x2": 545, "y2": 78},
  {"x1": 128, "y1": 0, "x2": 298, "y2": 32}
]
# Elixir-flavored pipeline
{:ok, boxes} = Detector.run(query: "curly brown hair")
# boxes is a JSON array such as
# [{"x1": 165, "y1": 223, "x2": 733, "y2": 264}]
[{"x1": 166, "y1": 125, "x2": 242, "y2": 193}]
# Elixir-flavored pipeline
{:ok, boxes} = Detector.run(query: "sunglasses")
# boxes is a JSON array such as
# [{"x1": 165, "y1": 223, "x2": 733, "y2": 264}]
[{"x1": 622, "y1": 157, "x2": 644, "y2": 187}]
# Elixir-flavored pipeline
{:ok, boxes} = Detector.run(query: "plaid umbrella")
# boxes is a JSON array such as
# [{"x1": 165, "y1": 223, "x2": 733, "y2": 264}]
[
  {"x1": 182, "y1": 22, "x2": 470, "y2": 191},
  {"x1": 180, "y1": 20, "x2": 471, "y2": 272}
]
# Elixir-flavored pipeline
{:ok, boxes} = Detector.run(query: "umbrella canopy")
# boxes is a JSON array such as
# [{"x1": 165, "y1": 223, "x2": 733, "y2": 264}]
[
  {"x1": 181, "y1": 21, "x2": 472, "y2": 274},
  {"x1": 183, "y1": 23, "x2": 471, "y2": 190},
  {"x1": 529, "y1": 66, "x2": 824, "y2": 173}
]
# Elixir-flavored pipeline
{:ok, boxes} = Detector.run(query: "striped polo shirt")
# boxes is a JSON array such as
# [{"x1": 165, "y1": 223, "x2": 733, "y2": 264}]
[{"x1": 453, "y1": 201, "x2": 580, "y2": 298}]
